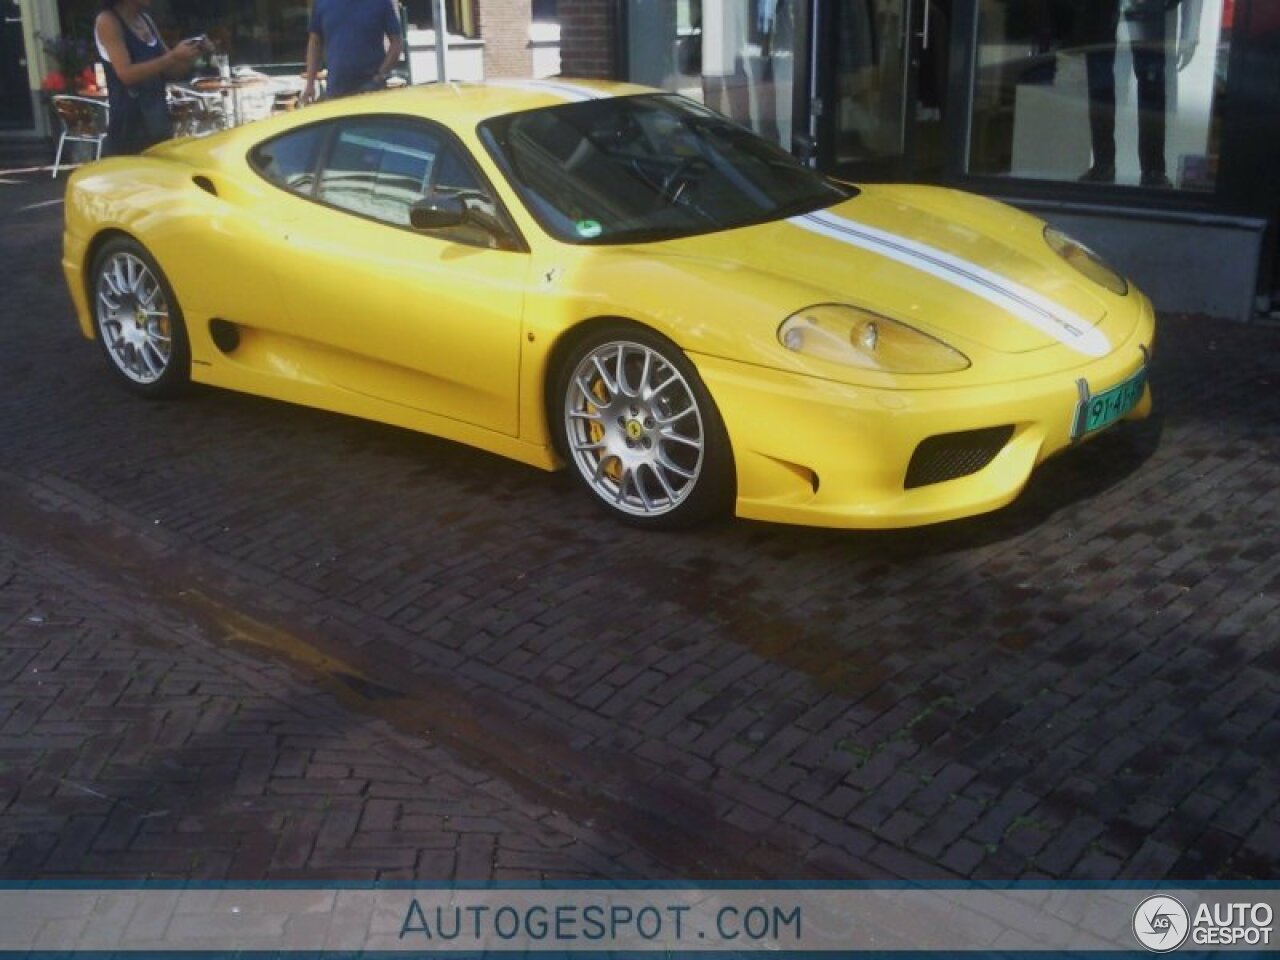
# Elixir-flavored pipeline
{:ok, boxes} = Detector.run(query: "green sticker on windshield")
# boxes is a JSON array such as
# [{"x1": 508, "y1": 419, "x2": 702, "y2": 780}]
[{"x1": 576, "y1": 220, "x2": 603, "y2": 239}]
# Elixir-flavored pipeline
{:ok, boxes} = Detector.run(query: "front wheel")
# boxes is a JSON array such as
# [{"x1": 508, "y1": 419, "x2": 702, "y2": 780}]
[
  {"x1": 90, "y1": 237, "x2": 190, "y2": 398},
  {"x1": 554, "y1": 324, "x2": 735, "y2": 529}
]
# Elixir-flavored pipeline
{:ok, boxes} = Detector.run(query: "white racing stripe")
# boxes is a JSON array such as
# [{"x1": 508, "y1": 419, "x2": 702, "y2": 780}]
[
  {"x1": 791, "y1": 209, "x2": 1112, "y2": 357},
  {"x1": 484, "y1": 79, "x2": 606, "y2": 102}
]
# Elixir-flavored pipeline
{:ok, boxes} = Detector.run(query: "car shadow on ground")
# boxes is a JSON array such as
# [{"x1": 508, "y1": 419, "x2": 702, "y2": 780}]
[{"x1": 161, "y1": 368, "x2": 1166, "y2": 562}]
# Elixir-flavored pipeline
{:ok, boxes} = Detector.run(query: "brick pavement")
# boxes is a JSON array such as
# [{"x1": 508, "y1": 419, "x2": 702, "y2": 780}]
[
  {"x1": 0, "y1": 527, "x2": 675, "y2": 880},
  {"x1": 1, "y1": 165, "x2": 1278, "y2": 881}
]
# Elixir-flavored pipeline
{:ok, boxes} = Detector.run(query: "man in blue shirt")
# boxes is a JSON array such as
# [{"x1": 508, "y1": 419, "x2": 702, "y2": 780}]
[{"x1": 304, "y1": 0, "x2": 403, "y2": 100}]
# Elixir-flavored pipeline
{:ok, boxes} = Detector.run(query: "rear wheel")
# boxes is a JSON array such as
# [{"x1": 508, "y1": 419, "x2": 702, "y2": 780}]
[
  {"x1": 90, "y1": 237, "x2": 190, "y2": 397},
  {"x1": 554, "y1": 323, "x2": 734, "y2": 528}
]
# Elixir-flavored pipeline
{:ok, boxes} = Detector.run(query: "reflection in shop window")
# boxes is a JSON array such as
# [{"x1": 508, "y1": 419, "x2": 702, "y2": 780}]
[
  {"x1": 969, "y1": 0, "x2": 1231, "y2": 191},
  {"x1": 625, "y1": 0, "x2": 803, "y2": 150},
  {"x1": 402, "y1": 0, "x2": 479, "y2": 36},
  {"x1": 60, "y1": 0, "x2": 482, "y2": 66}
]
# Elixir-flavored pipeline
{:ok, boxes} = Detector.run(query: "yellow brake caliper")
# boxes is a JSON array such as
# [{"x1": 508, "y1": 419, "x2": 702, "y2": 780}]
[{"x1": 586, "y1": 378, "x2": 622, "y2": 483}]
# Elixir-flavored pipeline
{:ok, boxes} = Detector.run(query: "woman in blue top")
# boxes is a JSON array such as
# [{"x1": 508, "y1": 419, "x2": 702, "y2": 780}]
[{"x1": 94, "y1": 0, "x2": 206, "y2": 155}]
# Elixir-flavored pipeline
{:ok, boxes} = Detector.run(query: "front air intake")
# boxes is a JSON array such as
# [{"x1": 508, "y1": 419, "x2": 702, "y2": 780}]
[{"x1": 904, "y1": 426, "x2": 1015, "y2": 489}]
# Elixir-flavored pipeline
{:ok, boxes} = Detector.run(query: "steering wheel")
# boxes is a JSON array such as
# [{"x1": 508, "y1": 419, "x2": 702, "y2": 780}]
[{"x1": 660, "y1": 155, "x2": 708, "y2": 205}]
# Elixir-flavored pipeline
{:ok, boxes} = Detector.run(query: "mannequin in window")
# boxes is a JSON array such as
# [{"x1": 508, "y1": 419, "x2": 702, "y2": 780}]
[
  {"x1": 751, "y1": 0, "x2": 794, "y2": 145},
  {"x1": 700, "y1": 0, "x2": 754, "y2": 129},
  {"x1": 1080, "y1": 0, "x2": 1203, "y2": 188},
  {"x1": 697, "y1": 0, "x2": 793, "y2": 137}
]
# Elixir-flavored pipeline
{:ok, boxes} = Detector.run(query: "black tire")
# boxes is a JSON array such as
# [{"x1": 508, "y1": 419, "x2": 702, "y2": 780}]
[
  {"x1": 90, "y1": 236, "x2": 191, "y2": 398},
  {"x1": 553, "y1": 322, "x2": 735, "y2": 529}
]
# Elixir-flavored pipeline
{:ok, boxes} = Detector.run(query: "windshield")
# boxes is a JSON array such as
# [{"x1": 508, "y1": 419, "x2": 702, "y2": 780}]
[{"x1": 479, "y1": 94, "x2": 854, "y2": 245}]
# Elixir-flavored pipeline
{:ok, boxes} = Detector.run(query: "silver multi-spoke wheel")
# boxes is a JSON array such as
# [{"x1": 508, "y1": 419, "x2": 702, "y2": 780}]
[
  {"x1": 95, "y1": 250, "x2": 174, "y2": 385},
  {"x1": 564, "y1": 339, "x2": 706, "y2": 518},
  {"x1": 91, "y1": 239, "x2": 189, "y2": 398}
]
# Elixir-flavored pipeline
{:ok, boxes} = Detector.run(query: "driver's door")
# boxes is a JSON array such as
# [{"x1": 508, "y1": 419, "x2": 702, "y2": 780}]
[{"x1": 265, "y1": 116, "x2": 528, "y2": 436}]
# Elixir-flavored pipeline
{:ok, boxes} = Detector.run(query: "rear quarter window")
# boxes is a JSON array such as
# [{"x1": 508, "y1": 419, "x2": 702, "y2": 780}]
[{"x1": 250, "y1": 124, "x2": 328, "y2": 194}]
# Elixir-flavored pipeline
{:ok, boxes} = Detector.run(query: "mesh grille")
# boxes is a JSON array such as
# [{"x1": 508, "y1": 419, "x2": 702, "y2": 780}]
[{"x1": 904, "y1": 426, "x2": 1015, "y2": 490}]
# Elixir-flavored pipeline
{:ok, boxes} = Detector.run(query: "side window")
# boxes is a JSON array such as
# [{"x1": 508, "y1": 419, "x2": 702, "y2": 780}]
[
  {"x1": 250, "y1": 123, "x2": 327, "y2": 194},
  {"x1": 317, "y1": 121, "x2": 441, "y2": 227},
  {"x1": 432, "y1": 143, "x2": 482, "y2": 195},
  {"x1": 430, "y1": 143, "x2": 505, "y2": 249}
]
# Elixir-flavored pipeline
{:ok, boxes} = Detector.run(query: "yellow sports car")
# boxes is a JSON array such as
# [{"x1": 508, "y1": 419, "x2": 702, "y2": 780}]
[{"x1": 62, "y1": 79, "x2": 1153, "y2": 529}]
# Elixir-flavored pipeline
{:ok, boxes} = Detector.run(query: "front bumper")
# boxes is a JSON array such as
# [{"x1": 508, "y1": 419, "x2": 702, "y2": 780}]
[{"x1": 693, "y1": 300, "x2": 1155, "y2": 529}]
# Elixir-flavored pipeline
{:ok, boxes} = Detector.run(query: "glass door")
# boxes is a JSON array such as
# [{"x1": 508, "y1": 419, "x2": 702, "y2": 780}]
[
  {"x1": 816, "y1": 0, "x2": 953, "y2": 180},
  {"x1": 1, "y1": 0, "x2": 34, "y2": 131},
  {"x1": 625, "y1": 0, "x2": 811, "y2": 155}
]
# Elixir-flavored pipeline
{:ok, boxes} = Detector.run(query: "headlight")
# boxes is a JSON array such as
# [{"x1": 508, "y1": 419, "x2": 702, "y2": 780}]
[
  {"x1": 778, "y1": 304, "x2": 970, "y2": 374},
  {"x1": 1044, "y1": 226, "x2": 1128, "y2": 296}
]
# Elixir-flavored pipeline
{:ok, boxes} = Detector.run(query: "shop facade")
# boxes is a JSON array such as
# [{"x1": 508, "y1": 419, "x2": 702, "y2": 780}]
[
  {"x1": 561, "y1": 0, "x2": 1280, "y2": 320},
  {"x1": 7, "y1": 0, "x2": 1276, "y2": 317},
  {"x1": 2, "y1": 0, "x2": 558, "y2": 137}
]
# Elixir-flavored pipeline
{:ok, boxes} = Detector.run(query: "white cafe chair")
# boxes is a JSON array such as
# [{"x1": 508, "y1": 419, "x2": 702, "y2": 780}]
[
  {"x1": 50, "y1": 94, "x2": 109, "y2": 178},
  {"x1": 167, "y1": 84, "x2": 227, "y2": 135}
]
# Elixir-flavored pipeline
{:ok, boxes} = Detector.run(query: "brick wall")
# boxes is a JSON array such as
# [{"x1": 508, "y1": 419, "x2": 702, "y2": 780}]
[
  {"x1": 479, "y1": 0, "x2": 533, "y2": 78},
  {"x1": 558, "y1": 0, "x2": 617, "y2": 78}
]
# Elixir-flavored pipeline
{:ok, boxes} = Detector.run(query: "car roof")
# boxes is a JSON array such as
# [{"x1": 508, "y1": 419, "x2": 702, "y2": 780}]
[
  {"x1": 148, "y1": 79, "x2": 660, "y2": 166},
  {"x1": 311, "y1": 78, "x2": 657, "y2": 126}
]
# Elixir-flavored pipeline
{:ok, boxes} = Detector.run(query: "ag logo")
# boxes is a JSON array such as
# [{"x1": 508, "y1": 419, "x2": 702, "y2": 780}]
[{"x1": 1133, "y1": 895, "x2": 1190, "y2": 952}]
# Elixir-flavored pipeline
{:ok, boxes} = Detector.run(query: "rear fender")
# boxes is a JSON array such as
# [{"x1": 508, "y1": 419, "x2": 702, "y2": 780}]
[{"x1": 66, "y1": 157, "x2": 291, "y2": 363}]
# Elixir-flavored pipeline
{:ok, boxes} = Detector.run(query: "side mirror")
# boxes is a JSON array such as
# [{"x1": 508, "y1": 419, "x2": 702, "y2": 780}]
[
  {"x1": 791, "y1": 133, "x2": 817, "y2": 166},
  {"x1": 410, "y1": 194, "x2": 466, "y2": 230}
]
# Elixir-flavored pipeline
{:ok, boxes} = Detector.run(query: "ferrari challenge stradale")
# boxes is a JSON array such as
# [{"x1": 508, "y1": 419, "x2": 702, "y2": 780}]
[{"x1": 62, "y1": 79, "x2": 1154, "y2": 529}]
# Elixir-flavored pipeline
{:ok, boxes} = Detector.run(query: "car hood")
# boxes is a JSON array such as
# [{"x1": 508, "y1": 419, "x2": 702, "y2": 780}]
[{"x1": 651, "y1": 184, "x2": 1119, "y2": 357}]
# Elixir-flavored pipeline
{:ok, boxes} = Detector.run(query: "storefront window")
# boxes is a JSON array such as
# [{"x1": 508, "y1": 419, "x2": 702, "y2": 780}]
[
  {"x1": 969, "y1": 0, "x2": 1232, "y2": 191},
  {"x1": 626, "y1": 0, "x2": 805, "y2": 149},
  {"x1": 186, "y1": 0, "x2": 312, "y2": 65},
  {"x1": 56, "y1": 0, "x2": 474, "y2": 69},
  {"x1": 402, "y1": 0, "x2": 479, "y2": 36},
  {"x1": 59, "y1": 0, "x2": 312, "y2": 65}
]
